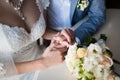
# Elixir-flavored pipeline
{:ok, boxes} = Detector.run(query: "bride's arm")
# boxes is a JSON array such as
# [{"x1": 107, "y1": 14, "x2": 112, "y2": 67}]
[
  {"x1": 0, "y1": 40, "x2": 67, "y2": 78},
  {"x1": 15, "y1": 58, "x2": 46, "y2": 74},
  {"x1": 15, "y1": 40, "x2": 67, "y2": 74}
]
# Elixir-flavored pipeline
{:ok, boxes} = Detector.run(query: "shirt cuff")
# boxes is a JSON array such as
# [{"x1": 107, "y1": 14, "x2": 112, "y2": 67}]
[{"x1": 75, "y1": 37, "x2": 81, "y2": 44}]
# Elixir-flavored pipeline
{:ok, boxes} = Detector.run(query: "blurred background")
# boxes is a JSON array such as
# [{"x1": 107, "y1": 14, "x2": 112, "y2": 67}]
[{"x1": 106, "y1": 0, "x2": 120, "y2": 9}]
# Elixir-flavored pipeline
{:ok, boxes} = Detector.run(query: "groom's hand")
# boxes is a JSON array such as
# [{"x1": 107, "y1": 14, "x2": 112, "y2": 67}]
[
  {"x1": 53, "y1": 29, "x2": 76, "y2": 47},
  {"x1": 60, "y1": 29, "x2": 75, "y2": 45}
]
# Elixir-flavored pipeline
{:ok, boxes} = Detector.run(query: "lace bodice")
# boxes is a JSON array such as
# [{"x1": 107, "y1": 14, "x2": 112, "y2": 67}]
[
  {"x1": 0, "y1": 0, "x2": 49, "y2": 78},
  {"x1": 0, "y1": 14, "x2": 45, "y2": 53},
  {"x1": 0, "y1": 0, "x2": 49, "y2": 53}
]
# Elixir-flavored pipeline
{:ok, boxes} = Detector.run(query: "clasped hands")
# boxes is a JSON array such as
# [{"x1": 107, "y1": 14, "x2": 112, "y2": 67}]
[
  {"x1": 41, "y1": 29, "x2": 76, "y2": 68},
  {"x1": 52, "y1": 28, "x2": 76, "y2": 49}
]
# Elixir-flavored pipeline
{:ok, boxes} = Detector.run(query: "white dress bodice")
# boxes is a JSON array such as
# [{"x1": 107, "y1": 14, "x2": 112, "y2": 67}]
[
  {"x1": 0, "y1": 14, "x2": 45, "y2": 61},
  {"x1": 0, "y1": 0, "x2": 49, "y2": 79}
]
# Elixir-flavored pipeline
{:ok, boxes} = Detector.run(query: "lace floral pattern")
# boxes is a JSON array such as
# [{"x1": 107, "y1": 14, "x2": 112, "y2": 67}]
[
  {"x1": 41, "y1": 0, "x2": 50, "y2": 9},
  {"x1": 1, "y1": 24, "x2": 31, "y2": 52},
  {"x1": 0, "y1": 63, "x2": 6, "y2": 75}
]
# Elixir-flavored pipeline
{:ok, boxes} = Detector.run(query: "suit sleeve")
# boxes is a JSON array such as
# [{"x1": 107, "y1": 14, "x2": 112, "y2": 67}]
[{"x1": 74, "y1": 0, "x2": 106, "y2": 43}]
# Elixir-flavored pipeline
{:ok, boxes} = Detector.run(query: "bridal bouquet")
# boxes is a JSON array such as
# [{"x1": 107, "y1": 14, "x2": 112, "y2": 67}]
[{"x1": 65, "y1": 34, "x2": 120, "y2": 80}]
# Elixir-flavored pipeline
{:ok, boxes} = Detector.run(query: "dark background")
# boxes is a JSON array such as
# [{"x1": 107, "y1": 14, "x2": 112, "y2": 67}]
[{"x1": 106, "y1": 0, "x2": 120, "y2": 9}]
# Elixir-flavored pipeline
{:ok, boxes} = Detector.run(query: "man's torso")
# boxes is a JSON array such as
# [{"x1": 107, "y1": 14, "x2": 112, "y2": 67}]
[{"x1": 47, "y1": 0, "x2": 71, "y2": 30}]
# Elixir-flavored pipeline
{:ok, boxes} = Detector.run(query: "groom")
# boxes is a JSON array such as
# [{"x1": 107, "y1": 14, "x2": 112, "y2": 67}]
[{"x1": 46, "y1": 0, "x2": 106, "y2": 44}]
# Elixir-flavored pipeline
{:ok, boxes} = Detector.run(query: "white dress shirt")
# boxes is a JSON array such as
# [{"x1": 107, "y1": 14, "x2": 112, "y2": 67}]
[{"x1": 47, "y1": 0, "x2": 71, "y2": 30}]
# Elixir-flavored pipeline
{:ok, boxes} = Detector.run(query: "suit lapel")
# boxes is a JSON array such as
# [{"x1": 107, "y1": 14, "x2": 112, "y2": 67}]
[{"x1": 70, "y1": 0, "x2": 79, "y2": 21}]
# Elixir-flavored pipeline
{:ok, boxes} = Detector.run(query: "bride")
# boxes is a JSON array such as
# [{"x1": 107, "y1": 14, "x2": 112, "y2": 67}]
[{"x1": 0, "y1": 0, "x2": 68, "y2": 80}]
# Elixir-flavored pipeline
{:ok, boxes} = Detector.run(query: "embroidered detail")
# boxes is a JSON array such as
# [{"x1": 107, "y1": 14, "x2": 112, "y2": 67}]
[
  {"x1": 41, "y1": 0, "x2": 50, "y2": 9},
  {"x1": 0, "y1": 63, "x2": 6, "y2": 75},
  {"x1": 77, "y1": 0, "x2": 89, "y2": 11}
]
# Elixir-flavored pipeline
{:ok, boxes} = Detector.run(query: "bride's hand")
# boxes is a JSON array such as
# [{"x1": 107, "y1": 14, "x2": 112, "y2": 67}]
[{"x1": 41, "y1": 39, "x2": 67, "y2": 68}]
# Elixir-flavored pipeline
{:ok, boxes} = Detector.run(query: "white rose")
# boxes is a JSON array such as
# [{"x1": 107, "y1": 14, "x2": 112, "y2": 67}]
[
  {"x1": 87, "y1": 43, "x2": 102, "y2": 55},
  {"x1": 77, "y1": 48, "x2": 87, "y2": 58}
]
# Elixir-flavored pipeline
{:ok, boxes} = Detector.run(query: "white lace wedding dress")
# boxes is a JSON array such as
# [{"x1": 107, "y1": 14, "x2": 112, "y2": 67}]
[{"x1": 0, "y1": 0, "x2": 49, "y2": 80}]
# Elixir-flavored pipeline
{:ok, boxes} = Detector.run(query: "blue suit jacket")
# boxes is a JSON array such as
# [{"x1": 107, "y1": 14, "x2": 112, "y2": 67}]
[{"x1": 70, "y1": 0, "x2": 106, "y2": 43}]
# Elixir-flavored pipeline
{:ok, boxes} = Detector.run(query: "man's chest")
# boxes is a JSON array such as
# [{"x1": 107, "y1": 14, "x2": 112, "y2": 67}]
[{"x1": 50, "y1": 0, "x2": 71, "y2": 7}]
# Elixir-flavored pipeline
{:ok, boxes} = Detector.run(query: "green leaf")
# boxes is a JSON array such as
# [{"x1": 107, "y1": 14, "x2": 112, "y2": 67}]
[
  {"x1": 99, "y1": 34, "x2": 107, "y2": 42},
  {"x1": 82, "y1": 35, "x2": 97, "y2": 46}
]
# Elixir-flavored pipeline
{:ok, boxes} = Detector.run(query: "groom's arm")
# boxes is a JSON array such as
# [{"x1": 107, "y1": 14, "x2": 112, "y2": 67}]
[{"x1": 74, "y1": 0, "x2": 106, "y2": 43}]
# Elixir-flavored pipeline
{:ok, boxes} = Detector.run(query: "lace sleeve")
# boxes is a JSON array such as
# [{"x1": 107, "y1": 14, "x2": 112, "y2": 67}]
[{"x1": 0, "y1": 53, "x2": 18, "y2": 78}]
